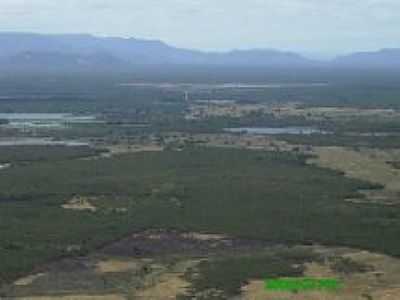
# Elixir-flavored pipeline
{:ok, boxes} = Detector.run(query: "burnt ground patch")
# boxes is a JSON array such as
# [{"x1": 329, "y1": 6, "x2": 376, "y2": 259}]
[{"x1": 100, "y1": 229, "x2": 274, "y2": 258}]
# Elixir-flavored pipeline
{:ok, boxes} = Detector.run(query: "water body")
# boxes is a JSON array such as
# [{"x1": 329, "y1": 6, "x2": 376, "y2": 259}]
[
  {"x1": 0, "y1": 113, "x2": 96, "y2": 121},
  {"x1": 119, "y1": 82, "x2": 329, "y2": 90},
  {"x1": 0, "y1": 163, "x2": 11, "y2": 170},
  {"x1": 224, "y1": 127, "x2": 329, "y2": 135},
  {"x1": 0, "y1": 113, "x2": 98, "y2": 129},
  {"x1": 0, "y1": 113, "x2": 72, "y2": 120},
  {"x1": 0, "y1": 138, "x2": 89, "y2": 147}
]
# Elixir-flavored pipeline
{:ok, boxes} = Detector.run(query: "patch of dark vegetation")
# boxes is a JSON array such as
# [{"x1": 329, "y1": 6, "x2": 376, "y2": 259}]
[{"x1": 0, "y1": 145, "x2": 105, "y2": 163}]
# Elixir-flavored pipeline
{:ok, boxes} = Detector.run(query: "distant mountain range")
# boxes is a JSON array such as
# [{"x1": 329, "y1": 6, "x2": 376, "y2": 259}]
[
  {"x1": 333, "y1": 49, "x2": 400, "y2": 68},
  {"x1": 0, "y1": 32, "x2": 399, "y2": 71}
]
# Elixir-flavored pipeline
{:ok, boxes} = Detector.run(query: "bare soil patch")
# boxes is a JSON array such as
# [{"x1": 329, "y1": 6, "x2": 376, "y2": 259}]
[
  {"x1": 62, "y1": 196, "x2": 97, "y2": 212},
  {"x1": 95, "y1": 259, "x2": 141, "y2": 274},
  {"x1": 14, "y1": 274, "x2": 46, "y2": 287},
  {"x1": 95, "y1": 143, "x2": 163, "y2": 159}
]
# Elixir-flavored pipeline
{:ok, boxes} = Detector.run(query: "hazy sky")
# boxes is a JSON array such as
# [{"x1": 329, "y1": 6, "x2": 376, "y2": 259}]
[{"x1": 1, "y1": 0, "x2": 399, "y2": 57}]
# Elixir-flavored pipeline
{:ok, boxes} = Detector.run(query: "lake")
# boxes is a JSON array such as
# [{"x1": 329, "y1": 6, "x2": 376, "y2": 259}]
[
  {"x1": 0, "y1": 163, "x2": 11, "y2": 170},
  {"x1": 224, "y1": 127, "x2": 329, "y2": 135},
  {"x1": 0, "y1": 138, "x2": 89, "y2": 147},
  {"x1": 0, "y1": 113, "x2": 99, "y2": 129}
]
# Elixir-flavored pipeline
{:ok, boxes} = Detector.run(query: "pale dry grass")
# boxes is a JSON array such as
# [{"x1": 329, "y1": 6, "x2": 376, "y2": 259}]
[
  {"x1": 309, "y1": 147, "x2": 400, "y2": 190},
  {"x1": 242, "y1": 247, "x2": 400, "y2": 300},
  {"x1": 372, "y1": 288, "x2": 400, "y2": 300},
  {"x1": 310, "y1": 147, "x2": 400, "y2": 204}
]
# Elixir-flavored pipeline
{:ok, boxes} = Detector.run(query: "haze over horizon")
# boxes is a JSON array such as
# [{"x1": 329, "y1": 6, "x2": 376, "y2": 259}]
[{"x1": 1, "y1": 0, "x2": 400, "y2": 59}]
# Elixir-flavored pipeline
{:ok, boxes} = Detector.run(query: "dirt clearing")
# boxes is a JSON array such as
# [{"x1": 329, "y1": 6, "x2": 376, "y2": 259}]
[
  {"x1": 104, "y1": 144, "x2": 163, "y2": 156},
  {"x1": 95, "y1": 259, "x2": 141, "y2": 274},
  {"x1": 14, "y1": 274, "x2": 46, "y2": 287}
]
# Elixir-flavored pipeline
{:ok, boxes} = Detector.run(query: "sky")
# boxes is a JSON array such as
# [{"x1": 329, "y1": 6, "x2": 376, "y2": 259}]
[{"x1": 1, "y1": 0, "x2": 399, "y2": 58}]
